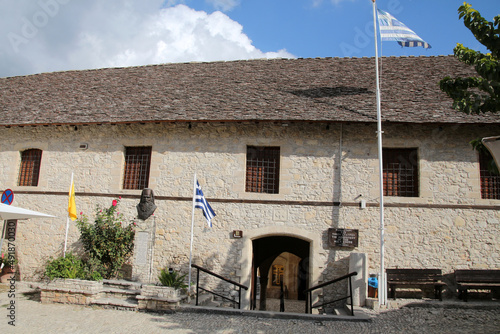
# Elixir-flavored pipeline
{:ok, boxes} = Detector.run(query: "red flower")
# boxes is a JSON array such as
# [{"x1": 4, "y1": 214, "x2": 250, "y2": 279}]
[
  {"x1": 119, "y1": 196, "x2": 122, "y2": 199},
  {"x1": 80, "y1": 212, "x2": 83, "y2": 215},
  {"x1": 112, "y1": 200, "x2": 118, "y2": 207}
]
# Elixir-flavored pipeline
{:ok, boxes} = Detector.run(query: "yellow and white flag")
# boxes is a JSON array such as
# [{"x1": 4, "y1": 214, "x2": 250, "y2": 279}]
[{"x1": 68, "y1": 176, "x2": 77, "y2": 221}]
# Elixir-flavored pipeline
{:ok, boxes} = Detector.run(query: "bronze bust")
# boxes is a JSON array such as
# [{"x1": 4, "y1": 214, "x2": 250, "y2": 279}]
[{"x1": 137, "y1": 188, "x2": 157, "y2": 220}]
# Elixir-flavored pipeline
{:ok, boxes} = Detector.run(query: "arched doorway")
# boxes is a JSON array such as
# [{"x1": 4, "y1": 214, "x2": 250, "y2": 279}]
[{"x1": 251, "y1": 236, "x2": 310, "y2": 311}]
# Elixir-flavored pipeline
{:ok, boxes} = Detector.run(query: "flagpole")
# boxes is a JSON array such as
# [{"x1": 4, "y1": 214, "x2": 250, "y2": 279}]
[
  {"x1": 188, "y1": 172, "x2": 197, "y2": 302},
  {"x1": 64, "y1": 172, "x2": 73, "y2": 257},
  {"x1": 372, "y1": 0, "x2": 386, "y2": 306}
]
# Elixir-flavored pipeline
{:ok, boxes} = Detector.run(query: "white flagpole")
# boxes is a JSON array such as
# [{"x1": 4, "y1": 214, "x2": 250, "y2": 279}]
[
  {"x1": 63, "y1": 172, "x2": 73, "y2": 257},
  {"x1": 372, "y1": 0, "x2": 386, "y2": 306},
  {"x1": 188, "y1": 172, "x2": 197, "y2": 302}
]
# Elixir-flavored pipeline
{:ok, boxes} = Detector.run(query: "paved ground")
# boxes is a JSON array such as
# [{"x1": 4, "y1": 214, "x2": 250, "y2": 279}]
[{"x1": 1, "y1": 283, "x2": 499, "y2": 333}]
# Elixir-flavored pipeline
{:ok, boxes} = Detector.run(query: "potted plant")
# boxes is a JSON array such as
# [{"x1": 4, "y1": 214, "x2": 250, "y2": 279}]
[
  {"x1": 1, "y1": 253, "x2": 17, "y2": 283},
  {"x1": 158, "y1": 267, "x2": 188, "y2": 290},
  {"x1": 138, "y1": 267, "x2": 187, "y2": 310}
]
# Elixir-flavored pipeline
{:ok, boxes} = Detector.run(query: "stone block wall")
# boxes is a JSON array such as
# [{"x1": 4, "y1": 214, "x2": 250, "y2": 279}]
[
  {"x1": 0, "y1": 121, "x2": 498, "y2": 305},
  {"x1": 40, "y1": 279, "x2": 102, "y2": 305}
]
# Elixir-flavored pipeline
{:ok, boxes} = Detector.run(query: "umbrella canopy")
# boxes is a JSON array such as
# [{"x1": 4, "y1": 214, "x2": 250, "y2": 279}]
[
  {"x1": 483, "y1": 136, "x2": 500, "y2": 170},
  {"x1": 0, "y1": 202, "x2": 55, "y2": 220}
]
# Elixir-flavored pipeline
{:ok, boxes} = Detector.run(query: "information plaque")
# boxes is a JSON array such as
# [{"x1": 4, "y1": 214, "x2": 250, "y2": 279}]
[{"x1": 328, "y1": 228, "x2": 359, "y2": 247}]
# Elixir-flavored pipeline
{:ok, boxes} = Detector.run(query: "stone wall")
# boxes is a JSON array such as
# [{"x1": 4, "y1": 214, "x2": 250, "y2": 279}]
[
  {"x1": 40, "y1": 279, "x2": 102, "y2": 305},
  {"x1": 0, "y1": 121, "x2": 499, "y2": 304}
]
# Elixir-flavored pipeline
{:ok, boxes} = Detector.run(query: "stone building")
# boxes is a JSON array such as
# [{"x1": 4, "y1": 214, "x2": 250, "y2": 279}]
[{"x1": 0, "y1": 55, "x2": 499, "y2": 309}]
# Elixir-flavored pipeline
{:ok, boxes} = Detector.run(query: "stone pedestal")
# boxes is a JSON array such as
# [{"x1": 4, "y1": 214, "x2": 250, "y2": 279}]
[
  {"x1": 131, "y1": 216, "x2": 156, "y2": 283},
  {"x1": 349, "y1": 252, "x2": 367, "y2": 306}
]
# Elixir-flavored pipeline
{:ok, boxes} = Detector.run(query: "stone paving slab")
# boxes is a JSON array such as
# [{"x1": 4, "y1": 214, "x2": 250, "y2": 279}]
[{"x1": 1, "y1": 282, "x2": 499, "y2": 333}]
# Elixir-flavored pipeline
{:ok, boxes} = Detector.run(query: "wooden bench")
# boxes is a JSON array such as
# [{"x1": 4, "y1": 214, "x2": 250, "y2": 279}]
[
  {"x1": 455, "y1": 269, "x2": 500, "y2": 302},
  {"x1": 387, "y1": 269, "x2": 446, "y2": 300}
]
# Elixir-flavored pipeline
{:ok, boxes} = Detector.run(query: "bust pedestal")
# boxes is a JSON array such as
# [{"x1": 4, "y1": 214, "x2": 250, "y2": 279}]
[{"x1": 131, "y1": 216, "x2": 156, "y2": 283}]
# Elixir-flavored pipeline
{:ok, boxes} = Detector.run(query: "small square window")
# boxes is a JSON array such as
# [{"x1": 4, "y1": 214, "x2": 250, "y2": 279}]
[
  {"x1": 18, "y1": 149, "x2": 42, "y2": 186},
  {"x1": 123, "y1": 146, "x2": 152, "y2": 190}
]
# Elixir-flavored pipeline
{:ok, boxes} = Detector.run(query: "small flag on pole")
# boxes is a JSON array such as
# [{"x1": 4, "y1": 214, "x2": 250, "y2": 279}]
[
  {"x1": 194, "y1": 181, "x2": 216, "y2": 227},
  {"x1": 68, "y1": 177, "x2": 77, "y2": 221},
  {"x1": 377, "y1": 9, "x2": 431, "y2": 49}
]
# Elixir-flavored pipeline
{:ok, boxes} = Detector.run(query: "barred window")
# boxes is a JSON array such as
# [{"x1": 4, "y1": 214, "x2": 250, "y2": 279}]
[
  {"x1": 18, "y1": 149, "x2": 42, "y2": 186},
  {"x1": 123, "y1": 146, "x2": 152, "y2": 190},
  {"x1": 246, "y1": 146, "x2": 280, "y2": 194},
  {"x1": 383, "y1": 148, "x2": 419, "y2": 197},
  {"x1": 479, "y1": 152, "x2": 500, "y2": 199}
]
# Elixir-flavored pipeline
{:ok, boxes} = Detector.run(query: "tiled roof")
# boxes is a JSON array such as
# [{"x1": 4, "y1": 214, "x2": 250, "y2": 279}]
[{"x1": 0, "y1": 55, "x2": 498, "y2": 126}]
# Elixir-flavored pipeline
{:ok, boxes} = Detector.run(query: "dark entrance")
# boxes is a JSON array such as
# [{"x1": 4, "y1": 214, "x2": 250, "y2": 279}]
[{"x1": 251, "y1": 236, "x2": 310, "y2": 311}]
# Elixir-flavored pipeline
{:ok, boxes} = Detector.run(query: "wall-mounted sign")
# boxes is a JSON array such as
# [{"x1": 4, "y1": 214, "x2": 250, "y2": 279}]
[
  {"x1": 1, "y1": 189, "x2": 14, "y2": 205},
  {"x1": 328, "y1": 228, "x2": 358, "y2": 248},
  {"x1": 232, "y1": 230, "x2": 243, "y2": 238}
]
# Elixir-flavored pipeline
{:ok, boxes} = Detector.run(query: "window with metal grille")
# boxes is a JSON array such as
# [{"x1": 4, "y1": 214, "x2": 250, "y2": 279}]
[
  {"x1": 123, "y1": 146, "x2": 152, "y2": 190},
  {"x1": 18, "y1": 149, "x2": 42, "y2": 186},
  {"x1": 383, "y1": 148, "x2": 419, "y2": 197},
  {"x1": 246, "y1": 146, "x2": 280, "y2": 194},
  {"x1": 479, "y1": 151, "x2": 500, "y2": 199}
]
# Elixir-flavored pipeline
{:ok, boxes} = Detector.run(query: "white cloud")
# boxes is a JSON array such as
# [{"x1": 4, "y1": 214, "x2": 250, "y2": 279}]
[
  {"x1": 312, "y1": 0, "x2": 357, "y2": 6},
  {"x1": 206, "y1": 0, "x2": 241, "y2": 12},
  {"x1": 0, "y1": 0, "x2": 293, "y2": 77}
]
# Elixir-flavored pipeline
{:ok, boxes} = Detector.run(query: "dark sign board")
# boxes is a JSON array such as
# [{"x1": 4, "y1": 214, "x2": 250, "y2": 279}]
[
  {"x1": 232, "y1": 230, "x2": 243, "y2": 238},
  {"x1": 328, "y1": 228, "x2": 358, "y2": 248}
]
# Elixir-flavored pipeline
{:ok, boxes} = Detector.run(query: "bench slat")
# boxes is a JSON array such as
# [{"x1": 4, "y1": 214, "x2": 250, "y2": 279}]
[
  {"x1": 454, "y1": 269, "x2": 500, "y2": 302},
  {"x1": 386, "y1": 269, "x2": 444, "y2": 300}
]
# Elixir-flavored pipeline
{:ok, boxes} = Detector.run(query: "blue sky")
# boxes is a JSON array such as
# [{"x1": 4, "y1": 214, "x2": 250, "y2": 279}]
[
  {"x1": 218, "y1": 0, "x2": 497, "y2": 58},
  {"x1": 0, "y1": 0, "x2": 497, "y2": 78}
]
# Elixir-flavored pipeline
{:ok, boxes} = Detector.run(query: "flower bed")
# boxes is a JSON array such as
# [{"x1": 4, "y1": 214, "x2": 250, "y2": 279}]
[
  {"x1": 40, "y1": 278, "x2": 103, "y2": 305},
  {"x1": 137, "y1": 285, "x2": 183, "y2": 311}
]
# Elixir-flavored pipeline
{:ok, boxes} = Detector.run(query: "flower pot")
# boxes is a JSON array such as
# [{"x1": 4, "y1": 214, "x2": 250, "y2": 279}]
[{"x1": 0, "y1": 267, "x2": 15, "y2": 283}]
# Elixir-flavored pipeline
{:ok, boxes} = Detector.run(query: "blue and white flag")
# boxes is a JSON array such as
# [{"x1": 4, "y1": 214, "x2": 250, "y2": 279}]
[
  {"x1": 194, "y1": 180, "x2": 216, "y2": 227},
  {"x1": 377, "y1": 9, "x2": 431, "y2": 49}
]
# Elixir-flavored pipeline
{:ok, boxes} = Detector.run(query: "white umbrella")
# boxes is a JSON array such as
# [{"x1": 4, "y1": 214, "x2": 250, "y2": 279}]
[
  {"x1": 482, "y1": 136, "x2": 500, "y2": 170},
  {"x1": 0, "y1": 203, "x2": 55, "y2": 257},
  {"x1": 0, "y1": 202, "x2": 55, "y2": 220}
]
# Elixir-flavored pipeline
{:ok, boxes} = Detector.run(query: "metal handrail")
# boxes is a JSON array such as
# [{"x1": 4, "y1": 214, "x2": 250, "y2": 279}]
[
  {"x1": 191, "y1": 264, "x2": 248, "y2": 309},
  {"x1": 304, "y1": 271, "x2": 358, "y2": 315}
]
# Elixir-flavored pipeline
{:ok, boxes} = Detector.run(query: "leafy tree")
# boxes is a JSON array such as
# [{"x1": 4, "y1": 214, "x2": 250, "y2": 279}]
[
  {"x1": 76, "y1": 198, "x2": 135, "y2": 279},
  {"x1": 439, "y1": 3, "x2": 500, "y2": 114}
]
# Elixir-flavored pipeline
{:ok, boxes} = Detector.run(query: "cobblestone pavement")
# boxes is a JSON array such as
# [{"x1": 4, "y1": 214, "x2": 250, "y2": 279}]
[{"x1": 1, "y1": 284, "x2": 499, "y2": 333}]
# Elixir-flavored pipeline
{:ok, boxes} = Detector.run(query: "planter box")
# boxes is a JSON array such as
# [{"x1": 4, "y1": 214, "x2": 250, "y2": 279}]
[
  {"x1": 40, "y1": 278, "x2": 103, "y2": 305},
  {"x1": 0, "y1": 267, "x2": 15, "y2": 283},
  {"x1": 137, "y1": 285, "x2": 183, "y2": 311}
]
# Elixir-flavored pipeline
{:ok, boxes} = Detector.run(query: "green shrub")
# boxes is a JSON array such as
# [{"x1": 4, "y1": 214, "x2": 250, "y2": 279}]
[
  {"x1": 158, "y1": 267, "x2": 188, "y2": 290},
  {"x1": 45, "y1": 253, "x2": 84, "y2": 280},
  {"x1": 76, "y1": 198, "x2": 135, "y2": 279},
  {"x1": 45, "y1": 253, "x2": 103, "y2": 281}
]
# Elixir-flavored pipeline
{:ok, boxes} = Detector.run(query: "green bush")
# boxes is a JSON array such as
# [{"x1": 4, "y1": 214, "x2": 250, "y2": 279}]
[
  {"x1": 44, "y1": 252, "x2": 102, "y2": 281},
  {"x1": 76, "y1": 198, "x2": 135, "y2": 279},
  {"x1": 158, "y1": 267, "x2": 188, "y2": 290}
]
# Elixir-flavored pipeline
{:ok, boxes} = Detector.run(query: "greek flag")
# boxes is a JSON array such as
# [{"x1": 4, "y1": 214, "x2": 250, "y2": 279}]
[
  {"x1": 194, "y1": 181, "x2": 216, "y2": 227},
  {"x1": 377, "y1": 9, "x2": 431, "y2": 49}
]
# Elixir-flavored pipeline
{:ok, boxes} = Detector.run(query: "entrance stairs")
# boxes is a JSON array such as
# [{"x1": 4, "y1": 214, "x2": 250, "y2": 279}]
[
  {"x1": 91, "y1": 279, "x2": 141, "y2": 310},
  {"x1": 31, "y1": 279, "x2": 371, "y2": 321}
]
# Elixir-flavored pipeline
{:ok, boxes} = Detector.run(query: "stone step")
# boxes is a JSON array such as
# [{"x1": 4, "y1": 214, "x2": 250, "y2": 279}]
[
  {"x1": 102, "y1": 279, "x2": 142, "y2": 291},
  {"x1": 100, "y1": 287, "x2": 141, "y2": 302},
  {"x1": 92, "y1": 297, "x2": 139, "y2": 311},
  {"x1": 187, "y1": 293, "x2": 213, "y2": 306}
]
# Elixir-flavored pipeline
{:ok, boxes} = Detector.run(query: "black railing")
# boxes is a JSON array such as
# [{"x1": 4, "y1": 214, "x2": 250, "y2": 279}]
[
  {"x1": 304, "y1": 271, "x2": 358, "y2": 316},
  {"x1": 191, "y1": 264, "x2": 248, "y2": 309}
]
